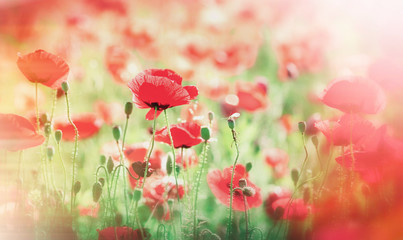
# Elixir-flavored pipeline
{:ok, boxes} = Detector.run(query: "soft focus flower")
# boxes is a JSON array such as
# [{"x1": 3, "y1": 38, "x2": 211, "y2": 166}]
[
  {"x1": 265, "y1": 187, "x2": 292, "y2": 220},
  {"x1": 271, "y1": 198, "x2": 310, "y2": 221},
  {"x1": 175, "y1": 148, "x2": 198, "y2": 169},
  {"x1": 264, "y1": 148, "x2": 289, "y2": 178},
  {"x1": 320, "y1": 76, "x2": 386, "y2": 114},
  {"x1": 17, "y1": 49, "x2": 70, "y2": 89},
  {"x1": 0, "y1": 113, "x2": 45, "y2": 151},
  {"x1": 305, "y1": 113, "x2": 321, "y2": 135},
  {"x1": 54, "y1": 113, "x2": 103, "y2": 141},
  {"x1": 128, "y1": 69, "x2": 198, "y2": 120},
  {"x1": 97, "y1": 226, "x2": 149, "y2": 240},
  {"x1": 78, "y1": 203, "x2": 99, "y2": 218},
  {"x1": 207, "y1": 164, "x2": 262, "y2": 211},
  {"x1": 94, "y1": 100, "x2": 124, "y2": 125},
  {"x1": 155, "y1": 122, "x2": 203, "y2": 148},
  {"x1": 235, "y1": 79, "x2": 269, "y2": 112}
]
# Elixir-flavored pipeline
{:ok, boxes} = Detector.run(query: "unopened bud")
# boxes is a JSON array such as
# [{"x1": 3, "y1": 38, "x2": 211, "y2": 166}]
[
  {"x1": 291, "y1": 168, "x2": 299, "y2": 185},
  {"x1": 133, "y1": 189, "x2": 142, "y2": 202},
  {"x1": 44, "y1": 123, "x2": 52, "y2": 137},
  {"x1": 99, "y1": 155, "x2": 106, "y2": 165},
  {"x1": 166, "y1": 154, "x2": 173, "y2": 176},
  {"x1": 40, "y1": 113, "x2": 49, "y2": 125},
  {"x1": 92, "y1": 182, "x2": 102, "y2": 202},
  {"x1": 298, "y1": 121, "x2": 306, "y2": 134},
  {"x1": 201, "y1": 127, "x2": 211, "y2": 141},
  {"x1": 107, "y1": 157, "x2": 114, "y2": 174},
  {"x1": 115, "y1": 212, "x2": 123, "y2": 226},
  {"x1": 311, "y1": 136, "x2": 319, "y2": 147},
  {"x1": 98, "y1": 177, "x2": 105, "y2": 187},
  {"x1": 112, "y1": 126, "x2": 121, "y2": 141},
  {"x1": 55, "y1": 130, "x2": 62, "y2": 143},
  {"x1": 47, "y1": 146, "x2": 55, "y2": 159},
  {"x1": 238, "y1": 178, "x2": 247, "y2": 188},
  {"x1": 125, "y1": 102, "x2": 133, "y2": 117},
  {"x1": 74, "y1": 181, "x2": 81, "y2": 194},
  {"x1": 245, "y1": 162, "x2": 252, "y2": 172},
  {"x1": 227, "y1": 118, "x2": 235, "y2": 130},
  {"x1": 208, "y1": 111, "x2": 214, "y2": 122},
  {"x1": 61, "y1": 81, "x2": 69, "y2": 93},
  {"x1": 242, "y1": 187, "x2": 256, "y2": 197}
]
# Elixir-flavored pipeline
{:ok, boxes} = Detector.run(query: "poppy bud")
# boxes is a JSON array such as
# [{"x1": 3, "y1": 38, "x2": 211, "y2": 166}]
[
  {"x1": 61, "y1": 81, "x2": 69, "y2": 93},
  {"x1": 44, "y1": 123, "x2": 52, "y2": 137},
  {"x1": 166, "y1": 154, "x2": 173, "y2": 176},
  {"x1": 238, "y1": 178, "x2": 247, "y2": 188},
  {"x1": 125, "y1": 102, "x2": 133, "y2": 117},
  {"x1": 107, "y1": 157, "x2": 114, "y2": 174},
  {"x1": 47, "y1": 146, "x2": 55, "y2": 159},
  {"x1": 273, "y1": 206, "x2": 285, "y2": 221},
  {"x1": 208, "y1": 111, "x2": 214, "y2": 122},
  {"x1": 40, "y1": 113, "x2": 49, "y2": 125},
  {"x1": 112, "y1": 126, "x2": 121, "y2": 141},
  {"x1": 55, "y1": 130, "x2": 62, "y2": 143},
  {"x1": 92, "y1": 182, "x2": 102, "y2": 202},
  {"x1": 115, "y1": 212, "x2": 123, "y2": 226},
  {"x1": 311, "y1": 136, "x2": 319, "y2": 147},
  {"x1": 227, "y1": 118, "x2": 235, "y2": 130},
  {"x1": 98, "y1": 177, "x2": 105, "y2": 187},
  {"x1": 74, "y1": 181, "x2": 81, "y2": 195},
  {"x1": 176, "y1": 165, "x2": 181, "y2": 175},
  {"x1": 242, "y1": 187, "x2": 256, "y2": 197},
  {"x1": 99, "y1": 155, "x2": 106, "y2": 165},
  {"x1": 303, "y1": 187, "x2": 311, "y2": 204},
  {"x1": 291, "y1": 168, "x2": 299, "y2": 185},
  {"x1": 201, "y1": 127, "x2": 211, "y2": 141},
  {"x1": 133, "y1": 189, "x2": 142, "y2": 202},
  {"x1": 245, "y1": 162, "x2": 252, "y2": 172},
  {"x1": 168, "y1": 199, "x2": 174, "y2": 207},
  {"x1": 298, "y1": 121, "x2": 306, "y2": 134}
]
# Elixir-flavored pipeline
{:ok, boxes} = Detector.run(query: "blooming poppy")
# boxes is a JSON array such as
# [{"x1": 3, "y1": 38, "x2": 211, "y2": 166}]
[
  {"x1": 143, "y1": 174, "x2": 185, "y2": 220},
  {"x1": 220, "y1": 94, "x2": 241, "y2": 117},
  {"x1": 265, "y1": 187, "x2": 292, "y2": 220},
  {"x1": 271, "y1": 197, "x2": 310, "y2": 221},
  {"x1": 154, "y1": 122, "x2": 202, "y2": 148},
  {"x1": 213, "y1": 43, "x2": 259, "y2": 74},
  {"x1": 315, "y1": 114, "x2": 375, "y2": 146},
  {"x1": 127, "y1": 69, "x2": 198, "y2": 120},
  {"x1": 207, "y1": 164, "x2": 262, "y2": 211},
  {"x1": 17, "y1": 49, "x2": 70, "y2": 89},
  {"x1": 264, "y1": 148, "x2": 289, "y2": 179},
  {"x1": 54, "y1": 113, "x2": 103, "y2": 141},
  {"x1": 305, "y1": 113, "x2": 321, "y2": 135},
  {"x1": 320, "y1": 76, "x2": 386, "y2": 114},
  {"x1": 97, "y1": 226, "x2": 150, "y2": 240},
  {"x1": 0, "y1": 113, "x2": 45, "y2": 151},
  {"x1": 235, "y1": 79, "x2": 269, "y2": 112}
]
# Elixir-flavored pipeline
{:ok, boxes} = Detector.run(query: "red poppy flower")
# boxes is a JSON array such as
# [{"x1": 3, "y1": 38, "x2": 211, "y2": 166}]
[
  {"x1": 128, "y1": 69, "x2": 198, "y2": 120},
  {"x1": 235, "y1": 80, "x2": 269, "y2": 112},
  {"x1": 97, "y1": 226, "x2": 149, "y2": 240},
  {"x1": 265, "y1": 187, "x2": 292, "y2": 220},
  {"x1": 198, "y1": 78, "x2": 230, "y2": 100},
  {"x1": 320, "y1": 76, "x2": 386, "y2": 114},
  {"x1": 155, "y1": 122, "x2": 202, "y2": 148},
  {"x1": 78, "y1": 204, "x2": 99, "y2": 218},
  {"x1": 143, "y1": 174, "x2": 185, "y2": 220},
  {"x1": 280, "y1": 114, "x2": 293, "y2": 134},
  {"x1": 0, "y1": 113, "x2": 45, "y2": 151},
  {"x1": 176, "y1": 148, "x2": 198, "y2": 169},
  {"x1": 213, "y1": 43, "x2": 259, "y2": 74},
  {"x1": 315, "y1": 114, "x2": 375, "y2": 146},
  {"x1": 207, "y1": 164, "x2": 262, "y2": 211},
  {"x1": 264, "y1": 148, "x2": 289, "y2": 179},
  {"x1": 220, "y1": 94, "x2": 240, "y2": 117},
  {"x1": 305, "y1": 113, "x2": 321, "y2": 135},
  {"x1": 54, "y1": 113, "x2": 103, "y2": 141},
  {"x1": 180, "y1": 102, "x2": 207, "y2": 125},
  {"x1": 17, "y1": 49, "x2": 70, "y2": 89},
  {"x1": 271, "y1": 198, "x2": 310, "y2": 221}
]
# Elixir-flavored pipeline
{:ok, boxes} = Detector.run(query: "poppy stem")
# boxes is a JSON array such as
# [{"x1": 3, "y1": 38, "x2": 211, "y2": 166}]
[
  {"x1": 56, "y1": 140, "x2": 67, "y2": 208},
  {"x1": 95, "y1": 166, "x2": 113, "y2": 222},
  {"x1": 243, "y1": 194, "x2": 249, "y2": 240},
  {"x1": 35, "y1": 82, "x2": 40, "y2": 132},
  {"x1": 64, "y1": 91, "x2": 79, "y2": 214},
  {"x1": 193, "y1": 140, "x2": 209, "y2": 238},
  {"x1": 116, "y1": 140, "x2": 129, "y2": 224},
  {"x1": 226, "y1": 128, "x2": 240, "y2": 240},
  {"x1": 141, "y1": 106, "x2": 158, "y2": 189}
]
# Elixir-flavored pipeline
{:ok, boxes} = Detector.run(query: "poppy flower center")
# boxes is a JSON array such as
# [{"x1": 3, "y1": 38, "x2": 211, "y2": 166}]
[{"x1": 146, "y1": 102, "x2": 170, "y2": 110}]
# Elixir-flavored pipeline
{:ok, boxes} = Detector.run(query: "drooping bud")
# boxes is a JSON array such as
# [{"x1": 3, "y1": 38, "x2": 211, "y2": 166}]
[
  {"x1": 61, "y1": 81, "x2": 69, "y2": 93},
  {"x1": 92, "y1": 182, "x2": 102, "y2": 202},
  {"x1": 242, "y1": 187, "x2": 256, "y2": 197},
  {"x1": 125, "y1": 102, "x2": 133, "y2": 117},
  {"x1": 44, "y1": 123, "x2": 52, "y2": 137},
  {"x1": 112, "y1": 126, "x2": 121, "y2": 141},
  {"x1": 227, "y1": 118, "x2": 235, "y2": 130},
  {"x1": 98, "y1": 177, "x2": 105, "y2": 187},
  {"x1": 291, "y1": 168, "x2": 299, "y2": 186},
  {"x1": 208, "y1": 111, "x2": 214, "y2": 122},
  {"x1": 40, "y1": 113, "x2": 49, "y2": 125},
  {"x1": 166, "y1": 153, "x2": 173, "y2": 176},
  {"x1": 298, "y1": 121, "x2": 306, "y2": 134},
  {"x1": 74, "y1": 181, "x2": 81, "y2": 195},
  {"x1": 133, "y1": 189, "x2": 142, "y2": 202},
  {"x1": 99, "y1": 155, "x2": 106, "y2": 165},
  {"x1": 107, "y1": 157, "x2": 114, "y2": 174},
  {"x1": 55, "y1": 130, "x2": 62, "y2": 143},
  {"x1": 201, "y1": 127, "x2": 211, "y2": 141},
  {"x1": 311, "y1": 136, "x2": 319, "y2": 147},
  {"x1": 245, "y1": 162, "x2": 252, "y2": 172},
  {"x1": 115, "y1": 212, "x2": 123, "y2": 226},
  {"x1": 47, "y1": 146, "x2": 55, "y2": 159},
  {"x1": 238, "y1": 178, "x2": 247, "y2": 188}
]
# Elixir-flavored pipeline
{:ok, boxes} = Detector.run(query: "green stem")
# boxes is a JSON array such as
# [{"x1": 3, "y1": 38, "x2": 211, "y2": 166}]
[
  {"x1": 141, "y1": 106, "x2": 158, "y2": 189},
  {"x1": 193, "y1": 141, "x2": 208, "y2": 238},
  {"x1": 226, "y1": 129, "x2": 240, "y2": 240},
  {"x1": 65, "y1": 92, "x2": 79, "y2": 214},
  {"x1": 243, "y1": 194, "x2": 249, "y2": 240},
  {"x1": 56, "y1": 142, "x2": 67, "y2": 207},
  {"x1": 116, "y1": 140, "x2": 129, "y2": 224}
]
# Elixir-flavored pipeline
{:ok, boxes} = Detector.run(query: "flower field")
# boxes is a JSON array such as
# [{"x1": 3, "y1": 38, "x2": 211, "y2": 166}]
[{"x1": 1, "y1": 0, "x2": 403, "y2": 239}]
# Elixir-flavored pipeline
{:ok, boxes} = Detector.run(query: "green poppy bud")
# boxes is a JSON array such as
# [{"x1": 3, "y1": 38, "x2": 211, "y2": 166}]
[
  {"x1": 298, "y1": 121, "x2": 306, "y2": 134},
  {"x1": 291, "y1": 168, "x2": 299, "y2": 186},
  {"x1": 98, "y1": 177, "x2": 105, "y2": 187},
  {"x1": 208, "y1": 111, "x2": 214, "y2": 122},
  {"x1": 61, "y1": 81, "x2": 69, "y2": 93},
  {"x1": 44, "y1": 123, "x2": 52, "y2": 137},
  {"x1": 227, "y1": 118, "x2": 235, "y2": 130},
  {"x1": 47, "y1": 146, "x2": 55, "y2": 159},
  {"x1": 99, "y1": 155, "x2": 106, "y2": 165},
  {"x1": 107, "y1": 157, "x2": 114, "y2": 174},
  {"x1": 40, "y1": 113, "x2": 49, "y2": 125},
  {"x1": 74, "y1": 181, "x2": 81, "y2": 195},
  {"x1": 133, "y1": 189, "x2": 142, "y2": 202},
  {"x1": 166, "y1": 153, "x2": 173, "y2": 176},
  {"x1": 242, "y1": 187, "x2": 256, "y2": 197},
  {"x1": 201, "y1": 126, "x2": 211, "y2": 141},
  {"x1": 92, "y1": 182, "x2": 102, "y2": 202},
  {"x1": 245, "y1": 162, "x2": 252, "y2": 172},
  {"x1": 112, "y1": 126, "x2": 121, "y2": 141},
  {"x1": 55, "y1": 130, "x2": 62, "y2": 143},
  {"x1": 125, "y1": 102, "x2": 133, "y2": 117},
  {"x1": 311, "y1": 136, "x2": 319, "y2": 147}
]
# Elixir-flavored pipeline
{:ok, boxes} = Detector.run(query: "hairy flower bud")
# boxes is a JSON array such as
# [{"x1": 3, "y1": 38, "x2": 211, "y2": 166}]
[
  {"x1": 201, "y1": 126, "x2": 211, "y2": 141},
  {"x1": 298, "y1": 121, "x2": 306, "y2": 134},
  {"x1": 112, "y1": 126, "x2": 121, "y2": 141},
  {"x1": 242, "y1": 187, "x2": 256, "y2": 197},
  {"x1": 107, "y1": 157, "x2": 114, "y2": 174},
  {"x1": 92, "y1": 182, "x2": 102, "y2": 202},
  {"x1": 125, "y1": 102, "x2": 133, "y2": 117},
  {"x1": 55, "y1": 130, "x2": 62, "y2": 143},
  {"x1": 61, "y1": 81, "x2": 69, "y2": 93},
  {"x1": 74, "y1": 181, "x2": 81, "y2": 195},
  {"x1": 238, "y1": 178, "x2": 247, "y2": 188}
]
